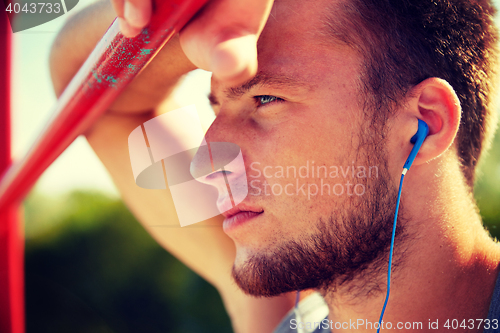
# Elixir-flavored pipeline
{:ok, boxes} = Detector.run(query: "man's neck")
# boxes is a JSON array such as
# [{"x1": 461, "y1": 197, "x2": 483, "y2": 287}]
[{"x1": 319, "y1": 158, "x2": 500, "y2": 332}]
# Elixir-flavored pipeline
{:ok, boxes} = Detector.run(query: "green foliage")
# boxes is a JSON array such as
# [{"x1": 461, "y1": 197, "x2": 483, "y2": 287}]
[
  {"x1": 475, "y1": 124, "x2": 500, "y2": 240},
  {"x1": 24, "y1": 191, "x2": 232, "y2": 333}
]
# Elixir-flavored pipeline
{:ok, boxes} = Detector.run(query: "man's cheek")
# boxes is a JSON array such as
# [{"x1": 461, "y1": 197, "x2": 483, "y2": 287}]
[{"x1": 249, "y1": 179, "x2": 262, "y2": 196}]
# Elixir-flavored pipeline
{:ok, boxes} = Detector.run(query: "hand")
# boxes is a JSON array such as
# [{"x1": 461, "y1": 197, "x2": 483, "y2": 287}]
[{"x1": 111, "y1": 0, "x2": 274, "y2": 85}]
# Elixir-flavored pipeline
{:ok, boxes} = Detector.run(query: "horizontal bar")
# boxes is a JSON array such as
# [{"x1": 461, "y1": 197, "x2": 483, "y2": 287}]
[{"x1": 0, "y1": 0, "x2": 209, "y2": 211}]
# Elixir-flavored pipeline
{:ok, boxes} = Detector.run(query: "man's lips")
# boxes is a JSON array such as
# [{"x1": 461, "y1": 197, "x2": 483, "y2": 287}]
[
  {"x1": 218, "y1": 199, "x2": 264, "y2": 231},
  {"x1": 223, "y1": 211, "x2": 263, "y2": 231},
  {"x1": 221, "y1": 204, "x2": 264, "y2": 219},
  {"x1": 222, "y1": 207, "x2": 264, "y2": 232}
]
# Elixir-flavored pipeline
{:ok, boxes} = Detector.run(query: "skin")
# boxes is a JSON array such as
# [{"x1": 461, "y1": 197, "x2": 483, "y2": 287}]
[{"x1": 50, "y1": 0, "x2": 500, "y2": 332}]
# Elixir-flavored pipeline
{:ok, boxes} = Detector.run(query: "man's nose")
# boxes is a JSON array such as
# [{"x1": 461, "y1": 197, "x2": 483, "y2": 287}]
[{"x1": 190, "y1": 140, "x2": 248, "y2": 212}]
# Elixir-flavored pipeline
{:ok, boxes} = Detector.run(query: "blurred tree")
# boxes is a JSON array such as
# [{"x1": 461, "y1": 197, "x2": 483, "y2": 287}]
[
  {"x1": 475, "y1": 124, "x2": 500, "y2": 240},
  {"x1": 24, "y1": 191, "x2": 232, "y2": 333}
]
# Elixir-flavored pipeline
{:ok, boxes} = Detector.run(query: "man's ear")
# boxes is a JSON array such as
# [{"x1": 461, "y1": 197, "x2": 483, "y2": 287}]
[{"x1": 401, "y1": 77, "x2": 461, "y2": 166}]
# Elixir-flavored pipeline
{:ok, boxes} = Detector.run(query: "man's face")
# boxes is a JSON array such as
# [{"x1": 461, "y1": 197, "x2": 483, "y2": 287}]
[{"x1": 197, "y1": 0, "x2": 400, "y2": 296}]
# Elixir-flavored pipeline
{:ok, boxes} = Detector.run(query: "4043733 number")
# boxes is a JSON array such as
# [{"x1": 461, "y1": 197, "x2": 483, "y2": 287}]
[
  {"x1": 5, "y1": 2, "x2": 64, "y2": 14},
  {"x1": 443, "y1": 318, "x2": 499, "y2": 330}
]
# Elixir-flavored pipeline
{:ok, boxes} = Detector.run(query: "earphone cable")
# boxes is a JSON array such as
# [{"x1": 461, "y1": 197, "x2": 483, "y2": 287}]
[{"x1": 377, "y1": 171, "x2": 405, "y2": 332}]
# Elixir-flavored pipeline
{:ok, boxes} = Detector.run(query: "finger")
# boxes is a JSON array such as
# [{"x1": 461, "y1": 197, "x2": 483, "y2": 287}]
[
  {"x1": 111, "y1": 0, "x2": 140, "y2": 38},
  {"x1": 124, "y1": 0, "x2": 152, "y2": 29},
  {"x1": 114, "y1": 0, "x2": 152, "y2": 38},
  {"x1": 210, "y1": 34, "x2": 259, "y2": 84},
  {"x1": 110, "y1": 0, "x2": 124, "y2": 17},
  {"x1": 118, "y1": 17, "x2": 142, "y2": 38},
  {"x1": 179, "y1": 0, "x2": 274, "y2": 84}
]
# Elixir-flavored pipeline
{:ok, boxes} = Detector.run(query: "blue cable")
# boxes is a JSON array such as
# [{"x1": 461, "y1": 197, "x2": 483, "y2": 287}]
[{"x1": 377, "y1": 172, "x2": 405, "y2": 332}]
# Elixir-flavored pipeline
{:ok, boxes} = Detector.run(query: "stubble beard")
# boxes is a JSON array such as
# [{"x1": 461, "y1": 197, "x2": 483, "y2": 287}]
[{"x1": 231, "y1": 150, "x2": 405, "y2": 298}]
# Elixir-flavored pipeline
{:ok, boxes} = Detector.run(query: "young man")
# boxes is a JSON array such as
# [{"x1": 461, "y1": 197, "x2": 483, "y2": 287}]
[{"x1": 50, "y1": 0, "x2": 500, "y2": 331}]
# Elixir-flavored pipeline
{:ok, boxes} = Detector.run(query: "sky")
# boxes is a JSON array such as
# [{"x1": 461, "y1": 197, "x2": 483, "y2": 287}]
[{"x1": 10, "y1": 0, "x2": 214, "y2": 197}]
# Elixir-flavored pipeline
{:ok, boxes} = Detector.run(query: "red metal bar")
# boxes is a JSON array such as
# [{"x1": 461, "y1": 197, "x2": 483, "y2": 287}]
[
  {"x1": 0, "y1": 1, "x2": 209, "y2": 332},
  {"x1": 0, "y1": 7, "x2": 24, "y2": 333},
  {"x1": 0, "y1": 0, "x2": 209, "y2": 211}
]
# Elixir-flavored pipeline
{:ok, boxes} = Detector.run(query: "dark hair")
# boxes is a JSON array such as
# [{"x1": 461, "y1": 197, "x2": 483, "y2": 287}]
[{"x1": 323, "y1": 0, "x2": 499, "y2": 188}]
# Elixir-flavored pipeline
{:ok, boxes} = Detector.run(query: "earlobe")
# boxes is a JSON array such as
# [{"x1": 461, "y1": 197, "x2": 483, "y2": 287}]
[{"x1": 405, "y1": 77, "x2": 461, "y2": 166}]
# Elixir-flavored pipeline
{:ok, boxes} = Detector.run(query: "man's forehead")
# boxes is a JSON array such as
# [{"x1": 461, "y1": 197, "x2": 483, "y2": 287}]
[
  {"x1": 209, "y1": 0, "x2": 355, "y2": 102},
  {"x1": 270, "y1": 0, "x2": 345, "y2": 23}
]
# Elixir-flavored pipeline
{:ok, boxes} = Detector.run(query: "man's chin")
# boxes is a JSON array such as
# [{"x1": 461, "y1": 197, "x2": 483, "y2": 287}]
[
  {"x1": 230, "y1": 246, "x2": 326, "y2": 297},
  {"x1": 231, "y1": 264, "x2": 298, "y2": 297}
]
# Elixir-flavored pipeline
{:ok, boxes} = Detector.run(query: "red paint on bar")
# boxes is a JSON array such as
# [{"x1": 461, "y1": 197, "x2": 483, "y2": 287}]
[{"x1": 0, "y1": 8, "x2": 24, "y2": 333}]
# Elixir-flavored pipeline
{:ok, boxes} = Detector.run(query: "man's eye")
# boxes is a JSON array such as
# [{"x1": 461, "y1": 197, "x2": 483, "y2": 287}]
[{"x1": 255, "y1": 95, "x2": 284, "y2": 107}]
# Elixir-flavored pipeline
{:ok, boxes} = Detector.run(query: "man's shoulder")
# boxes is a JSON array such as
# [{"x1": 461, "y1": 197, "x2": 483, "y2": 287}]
[
  {"x1": 484, "y1": 270, "x2": 500, "y2": 331},
  {"x1": 273, "y1": 272, "x2": 500, "y2": 333}
]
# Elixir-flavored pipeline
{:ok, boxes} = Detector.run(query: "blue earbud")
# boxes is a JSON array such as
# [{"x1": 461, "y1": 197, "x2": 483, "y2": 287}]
[{"x1": 402, "y1": 119, "x2": 429, "y2": 172}]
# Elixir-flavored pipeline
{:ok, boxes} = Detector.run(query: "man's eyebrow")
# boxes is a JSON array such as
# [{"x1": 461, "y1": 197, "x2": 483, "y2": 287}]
[{"x1": 224, "y1": 72, "x2": 313, "y2": 99}]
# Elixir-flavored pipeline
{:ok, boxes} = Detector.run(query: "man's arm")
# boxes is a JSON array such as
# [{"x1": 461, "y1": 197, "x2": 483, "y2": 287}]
[{"x1": 49, "y1": 1, "x2": 295, "y2": 332}]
